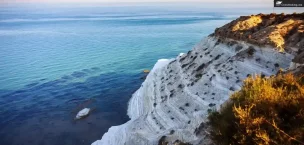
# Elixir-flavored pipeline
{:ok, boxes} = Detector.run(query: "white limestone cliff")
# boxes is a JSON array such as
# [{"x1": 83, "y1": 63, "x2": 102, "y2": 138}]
[{"x1": 92, "y1": 36, "x2": 293, "y2": 145}]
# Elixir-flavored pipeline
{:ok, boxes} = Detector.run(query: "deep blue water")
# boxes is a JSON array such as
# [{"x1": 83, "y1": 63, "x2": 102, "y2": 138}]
[{"x1": 0, "y1": 3, "x2": 265, "y2": 145}]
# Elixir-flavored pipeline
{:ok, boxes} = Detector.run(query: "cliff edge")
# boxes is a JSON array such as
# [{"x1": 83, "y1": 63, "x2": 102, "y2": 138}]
[{"x1": 93, "y1": 13, "x2": 303, "y2": 145}]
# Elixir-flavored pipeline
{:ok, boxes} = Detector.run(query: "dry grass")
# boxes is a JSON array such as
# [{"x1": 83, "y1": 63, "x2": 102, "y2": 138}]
[{"x1": 208, "y1": 74, "x2": 304, "y2": 145}]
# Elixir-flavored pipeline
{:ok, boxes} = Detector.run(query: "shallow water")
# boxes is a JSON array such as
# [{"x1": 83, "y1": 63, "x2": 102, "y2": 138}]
[{"x1": 0, "y1": 4, "x2": 259, "y2": 145}]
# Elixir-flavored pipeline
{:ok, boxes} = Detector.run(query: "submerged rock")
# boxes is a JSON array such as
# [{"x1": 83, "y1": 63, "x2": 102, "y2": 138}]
[
  {"x1": 75, "y1": 108, "x2": 90, "y2": 120},
  {"x1": 143, "y1": 70, "x2": 150, "y2": 73}
]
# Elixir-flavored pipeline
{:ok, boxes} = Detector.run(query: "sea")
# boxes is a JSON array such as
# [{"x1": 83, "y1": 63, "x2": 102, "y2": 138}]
[{"x1": 0, "y1": 3, "x2": 275, "y2": 145}]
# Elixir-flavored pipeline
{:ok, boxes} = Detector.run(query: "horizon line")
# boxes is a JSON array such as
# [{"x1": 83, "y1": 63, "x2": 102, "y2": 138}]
[{"x1": 0, "y1": 0, "x2": 271, "y2": 4}]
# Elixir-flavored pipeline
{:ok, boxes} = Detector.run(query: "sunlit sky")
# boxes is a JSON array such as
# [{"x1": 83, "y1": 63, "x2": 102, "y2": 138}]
[
  {"x1": 1, "y1": 0, "x2": 271, "y2": 4},
  {"x1": 2, "y1": 0, "x2": 300, "y2": 13}
]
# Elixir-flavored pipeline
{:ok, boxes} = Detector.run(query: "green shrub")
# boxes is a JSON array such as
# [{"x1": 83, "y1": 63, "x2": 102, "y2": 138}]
[{"x1": 208, "y1": 74, "x2": 304, "y2": 145}]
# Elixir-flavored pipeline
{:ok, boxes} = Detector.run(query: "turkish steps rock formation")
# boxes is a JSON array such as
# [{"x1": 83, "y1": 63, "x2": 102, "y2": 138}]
[{"x1": 92, "y1": 13, "x2": 304, "y2": 145}]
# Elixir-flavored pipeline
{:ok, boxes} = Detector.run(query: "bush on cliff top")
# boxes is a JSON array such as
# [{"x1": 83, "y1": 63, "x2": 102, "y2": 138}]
[{"x1": 208, "y1": 74, "x2": 304, "y2": 145}]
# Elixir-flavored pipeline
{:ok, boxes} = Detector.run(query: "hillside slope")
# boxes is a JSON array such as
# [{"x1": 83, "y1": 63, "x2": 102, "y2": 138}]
[
  {"x1": 212, "y1": 13, "x2": 304, "y2": 52},
  {"x1": 92, "y1": 13, "x2": 303, "y2": 145}
]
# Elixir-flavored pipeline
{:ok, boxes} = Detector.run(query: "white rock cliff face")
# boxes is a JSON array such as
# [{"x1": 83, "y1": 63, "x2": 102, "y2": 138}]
[{"x1": 92, "y1": 36, "x2": 293, "y2": 145}]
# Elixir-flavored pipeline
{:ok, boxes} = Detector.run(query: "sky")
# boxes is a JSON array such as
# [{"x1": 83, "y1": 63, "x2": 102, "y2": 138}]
[
  {"x1": 2, "y1": 0, "x2": 301, "y2": 13},
  {"x1": 1, "y1": 0, "x2": 272, "y2": 4}
]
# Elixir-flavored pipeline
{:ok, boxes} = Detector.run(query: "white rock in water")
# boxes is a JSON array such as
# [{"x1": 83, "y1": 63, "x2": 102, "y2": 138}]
[{"x1": 75, "y1": 108, "x2": 90, "y2": 120}]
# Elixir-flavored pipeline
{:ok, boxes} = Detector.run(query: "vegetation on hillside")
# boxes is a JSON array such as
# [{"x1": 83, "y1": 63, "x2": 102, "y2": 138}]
[
  {"x1": 208, "y1": 74, "x2": 304, "y2": 145},
  {"x1": 212, "y1": 13, "x2": 304, "y2": 52}
]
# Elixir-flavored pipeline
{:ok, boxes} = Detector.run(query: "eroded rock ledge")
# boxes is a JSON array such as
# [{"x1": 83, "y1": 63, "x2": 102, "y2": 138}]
[{"x1": 212, "y1": 13, "x2": 304, "y2": 75}]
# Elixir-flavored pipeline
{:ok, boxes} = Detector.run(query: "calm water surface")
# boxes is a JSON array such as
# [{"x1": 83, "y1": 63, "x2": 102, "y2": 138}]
[{"x1": 0, "y1": 4, "x2": 263, "y2": 145}]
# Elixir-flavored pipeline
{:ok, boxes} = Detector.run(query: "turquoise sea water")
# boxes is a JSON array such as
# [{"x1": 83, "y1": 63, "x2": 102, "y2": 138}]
[{"x1": 0, "y1": 3, "x2": 268, "y2": 145}]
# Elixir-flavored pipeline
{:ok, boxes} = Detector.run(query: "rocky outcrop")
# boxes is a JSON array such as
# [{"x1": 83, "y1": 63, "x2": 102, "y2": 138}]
[
  {"x1": 92, "y1": 13, "x2": 303, "y2": 145},
  {"x1": 213, "y1": 13, "x2": 304, "y2": 79},
  {"x1": 290, "y1": 51, "x2": 304, "y2": 75},
  {"x1": 213, "y1": 13, "x2": 304, "y2": 52}
]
